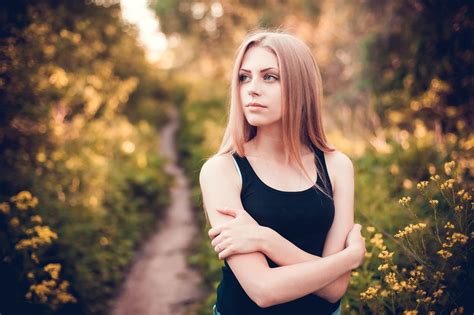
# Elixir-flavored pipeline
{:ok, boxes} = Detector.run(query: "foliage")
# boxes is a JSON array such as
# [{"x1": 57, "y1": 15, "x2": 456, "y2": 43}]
[
  {"x1": 0, "y1": 1, "x2": 173, "y2": 314},
  {"x1": 346, "y1": 160, "x2": 472, "y2": 314}
]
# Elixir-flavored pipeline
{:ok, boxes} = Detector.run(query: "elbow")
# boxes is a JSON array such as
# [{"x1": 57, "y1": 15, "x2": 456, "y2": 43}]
[
  {"x1": 326, "y1": 280, "x2": 349, "y2": 303},
  {"x1": 247, "y1": 278, "x2": 275, "y2": 308}
]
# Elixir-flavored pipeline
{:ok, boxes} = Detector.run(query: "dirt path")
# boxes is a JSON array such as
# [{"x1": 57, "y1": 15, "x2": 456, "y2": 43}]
[{"x1": 110, "y1": 106, "x2": 205, "y2": 315}]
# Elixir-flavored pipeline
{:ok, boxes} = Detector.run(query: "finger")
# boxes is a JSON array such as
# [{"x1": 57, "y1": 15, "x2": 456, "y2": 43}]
[
  {"x1": 217, "y1": 207, "x2": 238, "y2": 217},
  {"x1": 218, "y1": 246, "x2": 233, "y2": 260},
  {"x1": 208, "y1": 226, "x2": 222, "y2": 238},
  {"x1": 211, "y1": 234, "x2": 224, "y2": 247}
]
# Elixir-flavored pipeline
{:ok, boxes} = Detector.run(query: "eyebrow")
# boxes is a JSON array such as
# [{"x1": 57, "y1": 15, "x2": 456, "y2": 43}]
[{"x1": 239, "y1": 67, "x2": 279, "y2": 73}]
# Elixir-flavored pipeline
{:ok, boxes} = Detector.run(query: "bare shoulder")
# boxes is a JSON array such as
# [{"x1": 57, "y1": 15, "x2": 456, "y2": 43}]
[
  {"x1": 199, "y1": 153, "x2": 240, "y2": 187},
  {"x1": 323, "y1": 149, "x2": 354, "y2": 187},
  {"x1": 324, "y1": 149, "x2": 353, "y2": 171}
]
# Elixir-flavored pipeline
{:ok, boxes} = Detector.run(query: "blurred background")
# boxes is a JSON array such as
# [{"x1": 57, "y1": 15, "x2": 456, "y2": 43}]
[{"x1": 0, "y1": 0, "x2": 472, "y2": 314}]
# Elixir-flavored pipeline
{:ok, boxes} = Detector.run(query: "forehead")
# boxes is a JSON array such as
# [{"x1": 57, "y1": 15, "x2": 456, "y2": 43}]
[{"x1": 240, "y1": 46, "x2": 279, "y2": 70}]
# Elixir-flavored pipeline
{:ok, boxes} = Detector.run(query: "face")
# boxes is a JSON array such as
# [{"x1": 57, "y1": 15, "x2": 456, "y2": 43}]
[{"x1": 239, "y1": 46, "x2": 282, "y2": 128}]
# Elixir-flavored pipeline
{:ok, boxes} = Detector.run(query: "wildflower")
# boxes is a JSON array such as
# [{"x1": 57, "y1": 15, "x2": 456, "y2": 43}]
[
  {"x1": 380, "y1": 289, "x2": 389, "y2": 297},
  {"x1": 31, "y1": 253, "x2": 39, "y2": 264},
  {"x1": 404, "y1": 311, "x2": 418, "y2": 315},
  {"x1": 378, "y1": 250, "x2": 394, "y2": 260},
  {"x1": 444, "y1": 160, "x2": 456, "y2": 175},
  {"x1": 451, "y1": 232, "x2": 468, "y2": 245},
  {"x1": 27, "y1": 272, "x2": 35, "y2": 279},
  {"x1": 366, "y1": 226, "x2": 375, "y2": 233},
  {"x1": 10, "y1": 217, "x2": 20, "y2": 227},
  {"x1": 440, "y1": 179, "x2": 455, "y2": 190},
  {"x1": 432, "y1": 288, "x2": 443, "y2": 298},
  {"x1": 364, "y1": 252, "x2": 372, "y2": 258},
  {"x1": 30, "y1": 215, "x2": 42, "y2": 224},
  {"x1": 0, "y1": 202, "x2": 10, "y2": 214},
  {"x1": 454, "y1": 205, "x2": 463, "y2": 212},
  {"x1": 430, "y1": 174, "x2": 440, "y2": 181},
  {"x1": 462, "y1": 192, "x2": 472, "y2": 201},
  {"x1": 416, "y1": 289, "x2": 427, "y2": 296},
  {"x1": 444, "y1": 221, "x2": 455, "y2": 229},
  {"x1": 394, "y1": 223, "x2": 426, "y2": 238},
  {"x1": 370, "y1": 233, "x2": 385, "y2": 250},
  {"x1": 44, "y1": 263, "x2": 61, "y2": 280},
  {"x1": 360, "y1": 286, "x2": 378, "y2": 301},
  {"x1": 99, "y1": 236, "x2": 109, "y2": 246},
  {"x1": 378, "y1": 263, "x2": 389, "y2": 271},
  {"x1": 437, "y1": 249, "x2": 452, "y2": 259},
  {"x1": 429, "y1": 199, "x2": 439, "y2": 207},
  {"x1": 416, "y1": 180, "x2": 429, "y2": 191},
  {"x1": 10, "y1": 191, "x2": 39, "y2": 210},
  {"x1": 384, "y1": 272, "x2": 398, "y2": 286},
  {"x1": 351, "y1": 271, "x2": 359, "y2": 277},
  {"x1": 399, "y1": 196, "x2": 412, "y2": 207},
  {"x1": 457, "y1": 189, "x2": 465, "y2": 196},
  {"x1": 452, "y1": 265, "x2": 461, "y2": 271},
  {"x1": 433, "y1": 271, "x2": 445, "y2": 280}
]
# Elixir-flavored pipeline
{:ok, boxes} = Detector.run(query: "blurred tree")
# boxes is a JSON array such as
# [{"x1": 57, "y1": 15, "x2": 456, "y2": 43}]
[{"x1": 361, "y1": 0, "x2": 473, "y2": 145}]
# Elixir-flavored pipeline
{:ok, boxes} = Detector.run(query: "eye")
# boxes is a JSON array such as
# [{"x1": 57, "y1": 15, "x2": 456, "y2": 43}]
[
  {"x1": 265, "y1": 74, "x2": 279, "y2": 81},
  {"x1": 239, "y1": 74, "x2": 250, "y2": 82}
]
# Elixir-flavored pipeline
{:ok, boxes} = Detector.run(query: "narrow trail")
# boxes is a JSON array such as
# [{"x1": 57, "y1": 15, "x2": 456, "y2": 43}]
[{"x1": 110, "y1": 106, "x2": 205, "y2": 315}]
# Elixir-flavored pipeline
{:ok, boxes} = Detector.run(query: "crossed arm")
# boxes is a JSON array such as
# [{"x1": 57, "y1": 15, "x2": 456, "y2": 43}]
[{"x1": 199, "y1": 152, "x2": 364, "y2": 307}]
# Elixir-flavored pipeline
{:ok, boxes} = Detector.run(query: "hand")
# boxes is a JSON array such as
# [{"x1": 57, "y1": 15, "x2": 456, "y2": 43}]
[
  {"x1": 208, "y1": 207, "x2": 262, "y2": 260},
  {"x1": 344, "y1": 223, "x2": 366, "y2": 268}
]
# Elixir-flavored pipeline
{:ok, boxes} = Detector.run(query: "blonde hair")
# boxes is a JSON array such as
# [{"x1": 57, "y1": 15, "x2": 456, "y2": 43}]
[{"x1": 216, "y1": 29, "x2": 335, "y2": 198}]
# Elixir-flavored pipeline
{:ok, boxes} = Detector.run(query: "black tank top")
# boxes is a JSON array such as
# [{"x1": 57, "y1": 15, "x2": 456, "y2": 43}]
[{"x1": 215, "y1": 146, "x2": 341, "y2": 315}]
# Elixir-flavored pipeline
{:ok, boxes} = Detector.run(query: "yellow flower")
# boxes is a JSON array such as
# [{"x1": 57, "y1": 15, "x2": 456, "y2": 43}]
[
  {"x1": 416, "y1": 181, "x2": 429, "y2": 191},
  {"x1": 10, "y1": 217, "x2": 20, "y2": 227},
  {"x1": 440, "y1": 179, "x2": 455, "y2": 190},
  {"x1": 10, "y1": 191, "x2": 39, "y2": 210},
  {"x1": 0, "y1": 202, "x2": 11, "y2": 214},
  {"x1": 351, "y1": 271, "x2": 360, "y2": 277},
  {"x1": 370, "y1": 233, "x2": 385, "y2": 250},
  {"x1": 99, "y1": 236, "x2": 109, "y2": 246},
  {"x1": 462, "y1": 192, "x2": 472, "y2": 201},
  {"x1": 444, "y1": 160, "x2": 456, "y2": 175},
  {"x1": 429, "y1": 199, "x2": 439, "y2": 207},
  {"x1": 399, "y1": 196, "x2": 412, "y2": 207},
  {"x1": 444, "y1": 221, "x2": 455, "y2": 229},
  {"x1": 378, "y1": 263, "x2": 389, "y2": 271},
  {"x1": 378, "y1": 250, "x2": 394, "y2": 260},
  {"x1": 380, "y1": 289, "x2": 389, "y2": 297},
  {"x1": 432, "y1": 288, "x2": 443, "y2": 298},
  {"x1": 30, "y1": 215, "x2": 43, "y2": 224},
  {"x1": 360, "y1": 286, "x2": 378, "y2": 301},
  {"x1": 451, "y1": 232, "x2": 468, "y2": 245},
  {"x1": 404, "y1": 311, "x2": 418, "y2": 315},
  {"x1": 44, "y1": 263, "x2": 61, "y2": 280},
  {"x1": 366, "y1": 226, "x2": 375, "y2": 233},
  {"x1": 430, "y1": 174, "x2": 440, "y2": 181},
  {"x1": 437, "y1": 249, "x2": 452, "y2": 259},
  {"x1": 454, "y1": 205, "x2": 463, "y2": 212}
]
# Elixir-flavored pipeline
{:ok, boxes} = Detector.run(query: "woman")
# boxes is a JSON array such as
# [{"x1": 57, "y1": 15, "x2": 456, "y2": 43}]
[{"x1": 199, "y1": 29, "x2": 367, "y2": 315}]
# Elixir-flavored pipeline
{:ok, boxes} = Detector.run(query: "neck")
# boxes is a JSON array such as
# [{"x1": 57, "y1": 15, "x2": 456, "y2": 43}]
[{"x1": 248, "y1": 124, "x2": 312, "y2": 164}]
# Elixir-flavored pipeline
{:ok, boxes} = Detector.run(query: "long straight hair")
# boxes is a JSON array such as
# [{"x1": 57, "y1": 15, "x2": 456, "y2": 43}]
[{"x1": 215, "y1": 29, "x2": 335, "y2": 198}]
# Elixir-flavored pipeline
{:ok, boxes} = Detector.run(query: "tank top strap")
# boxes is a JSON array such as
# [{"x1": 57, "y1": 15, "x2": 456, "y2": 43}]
[
  {"x1": 312, "y1": 145, "x2": 333, "y2": 197},
  {"x1": 231, "y1": 152, "x2": 252, "y2": 189}
]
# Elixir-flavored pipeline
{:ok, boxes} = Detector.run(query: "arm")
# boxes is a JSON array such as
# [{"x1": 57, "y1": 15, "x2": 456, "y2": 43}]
[
  {"x1": 259, "y1": 150, "x2": 355, "y2": 303},
  {"x1": 200, "y1": 154, "x2": 363, "y2": 308}
]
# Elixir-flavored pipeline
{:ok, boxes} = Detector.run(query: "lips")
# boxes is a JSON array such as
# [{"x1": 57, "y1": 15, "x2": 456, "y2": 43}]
[{"x1": 246, "y1": 102, "x2": 267, "y2": 108}]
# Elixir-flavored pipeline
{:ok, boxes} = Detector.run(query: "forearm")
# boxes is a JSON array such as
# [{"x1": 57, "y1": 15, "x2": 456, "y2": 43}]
[
  {"x1": 261, "y1": 227, "x2": 350, "y2": 302},
  {"x1": 258, "y1": 246, "x2": 358, "y2": 307}
]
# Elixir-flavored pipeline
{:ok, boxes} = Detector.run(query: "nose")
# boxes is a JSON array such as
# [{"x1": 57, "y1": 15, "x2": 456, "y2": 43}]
[{"x1": 247, "y1": 78, "x2": 261, "y2": 97}]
